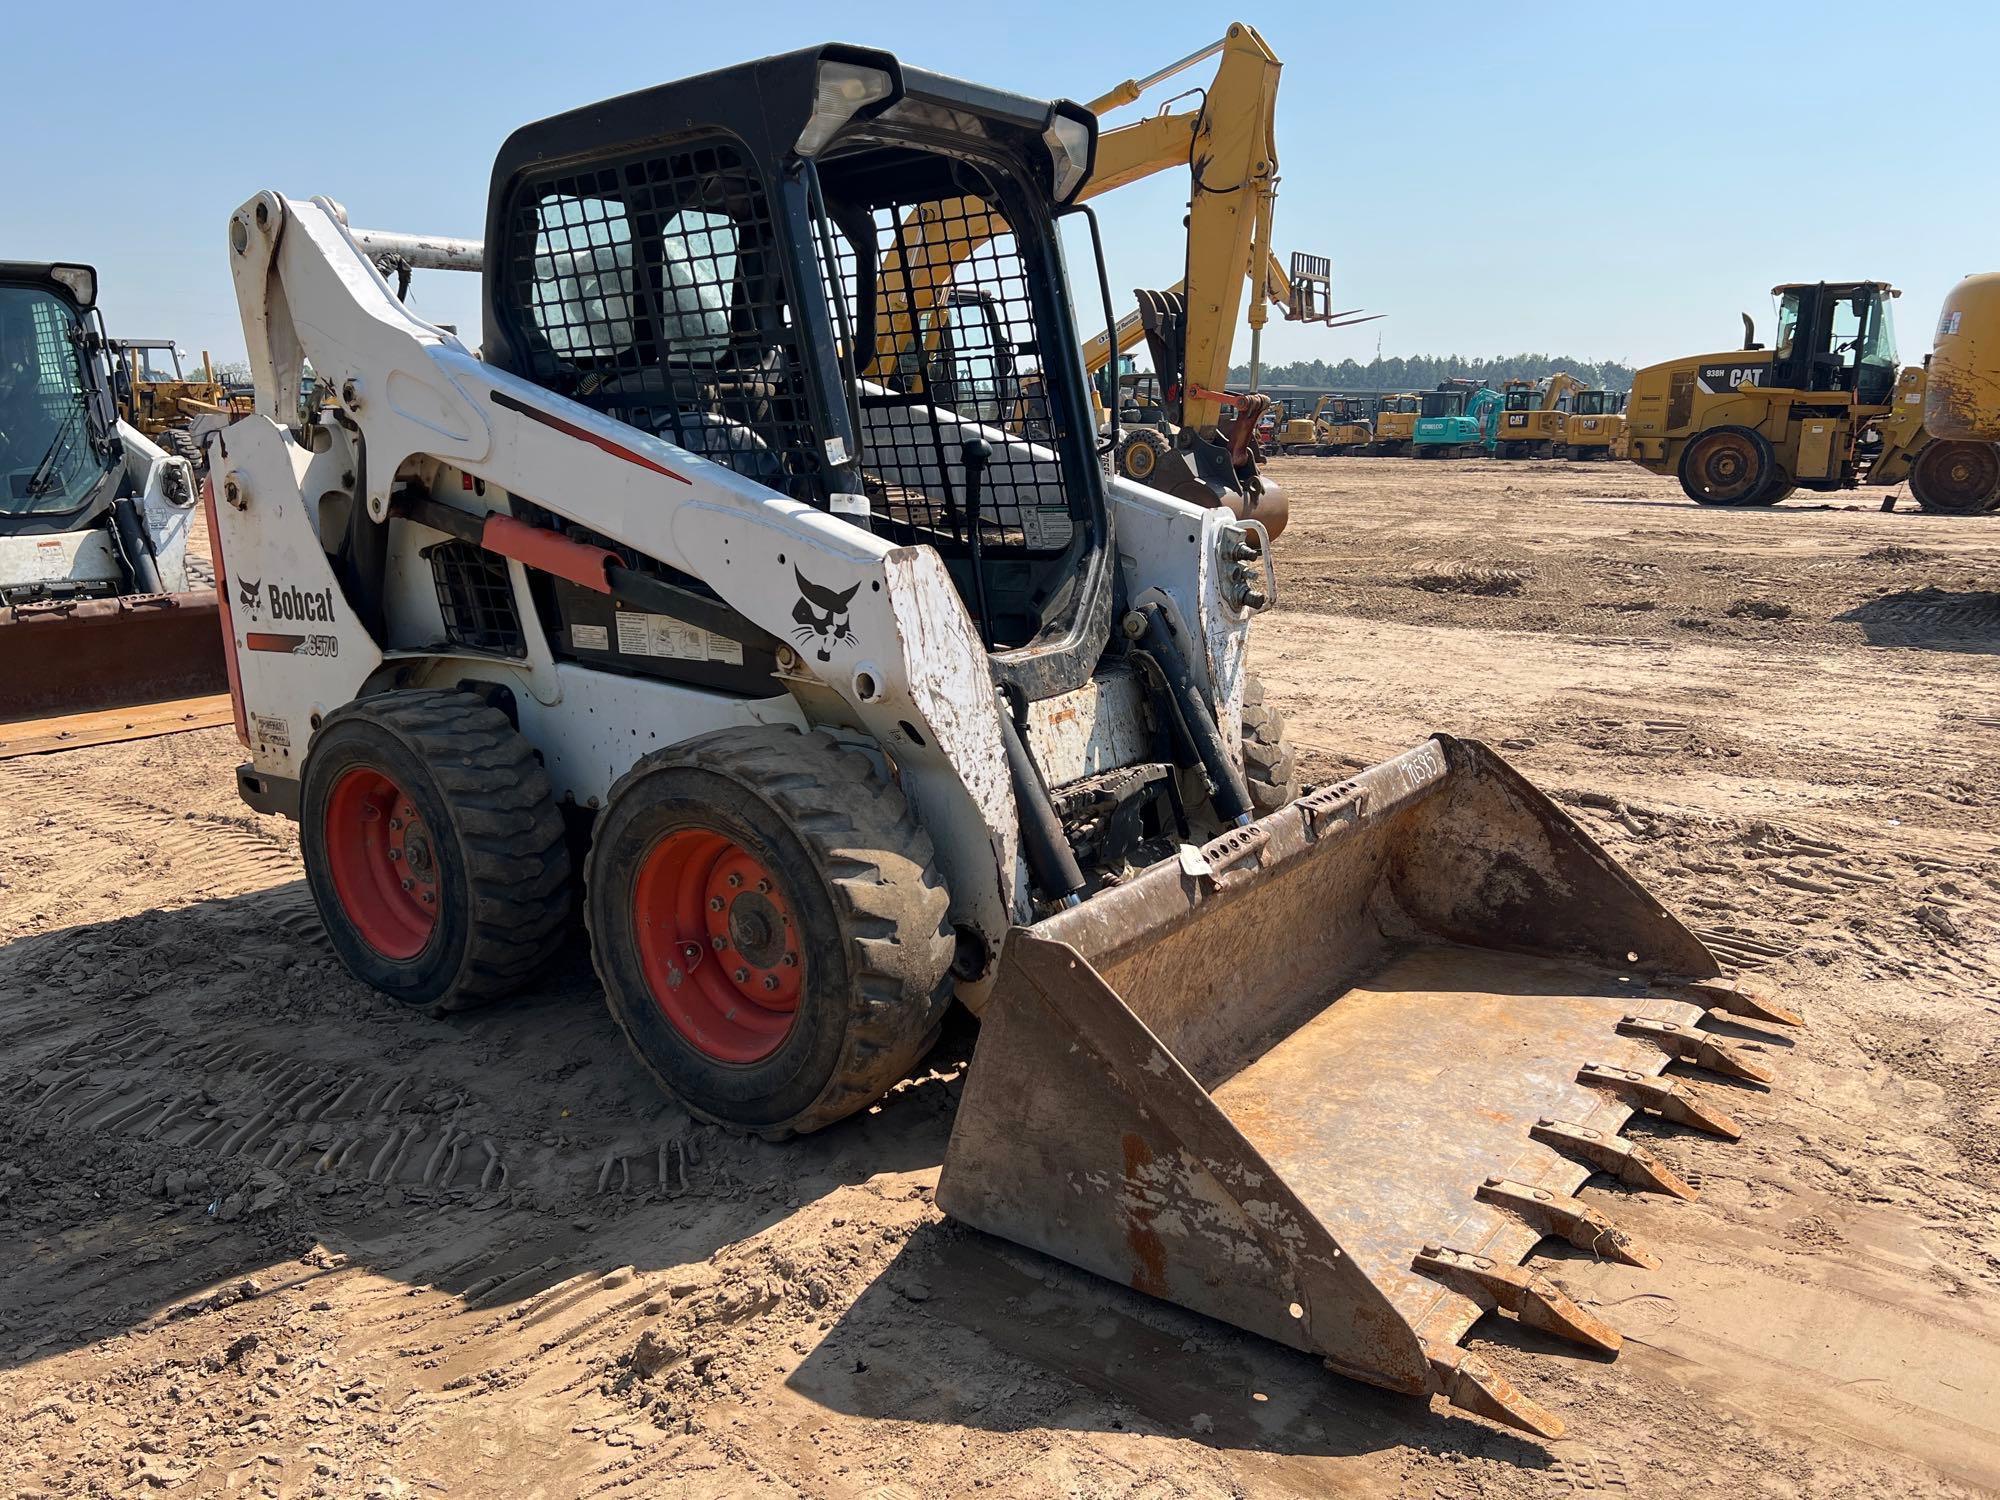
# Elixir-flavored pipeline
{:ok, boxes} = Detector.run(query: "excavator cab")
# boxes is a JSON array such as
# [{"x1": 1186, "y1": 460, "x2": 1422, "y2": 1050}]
[{"x1": 1766, "y1": 281, "x2": 1900, "y2": 406}]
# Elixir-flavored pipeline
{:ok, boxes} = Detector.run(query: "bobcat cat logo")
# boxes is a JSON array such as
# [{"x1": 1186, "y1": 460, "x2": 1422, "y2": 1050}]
[
  {"x1": 791, "y1": 567, "x2": 859, "y2": 662},
  {"x1": 237, "y1": 576, "x2": 263, "y2": 614}
]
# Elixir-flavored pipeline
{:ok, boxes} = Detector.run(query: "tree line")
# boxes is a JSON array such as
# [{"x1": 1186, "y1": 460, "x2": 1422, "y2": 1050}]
[{"x1": 1227, "y1": 352, "x2": 1636, "y2": 393}]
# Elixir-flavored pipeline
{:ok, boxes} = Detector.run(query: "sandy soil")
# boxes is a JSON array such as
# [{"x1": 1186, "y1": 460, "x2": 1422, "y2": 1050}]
[{"x1": 2, "y1": 457, "x2": 1997, "y2": 1498}]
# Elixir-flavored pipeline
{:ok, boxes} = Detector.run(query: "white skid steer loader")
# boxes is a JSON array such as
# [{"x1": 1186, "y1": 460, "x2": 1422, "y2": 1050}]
[{"x1": 208, "y1": 46, "x2": 1797, "y2": 1437}]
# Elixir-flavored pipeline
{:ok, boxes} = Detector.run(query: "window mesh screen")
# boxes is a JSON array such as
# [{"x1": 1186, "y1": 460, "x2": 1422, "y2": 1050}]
[
  {"x1": 506, "y1": 140, "x2": 821, "y2": 501},
  {"x1": 817, "y1": 174, "x2": 1076, "y2": 557}
]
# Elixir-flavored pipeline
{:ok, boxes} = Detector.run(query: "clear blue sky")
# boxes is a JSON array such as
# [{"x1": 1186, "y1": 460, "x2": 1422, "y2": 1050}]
[{"x1": 5, "y1": 2, "x2": 1989, "y2": 374}]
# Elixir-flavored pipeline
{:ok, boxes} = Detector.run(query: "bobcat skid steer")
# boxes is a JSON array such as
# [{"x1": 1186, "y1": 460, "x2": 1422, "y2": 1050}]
[
  {"x1": 1, "y1": 261, "x2": 221, "y2": 720},
  {"x1": 210, "y1": 46, "x2": 1794, "y2": 1438}
]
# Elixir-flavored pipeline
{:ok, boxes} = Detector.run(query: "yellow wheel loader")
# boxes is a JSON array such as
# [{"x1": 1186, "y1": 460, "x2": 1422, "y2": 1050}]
[
  {"x1": 0, "y1": 262, "x2": 224, "y2": 723},
  {"x1": 1622, "y1": 280, "x2": 1983, "y2": 508},
  {"x1": 1557, "y1": 388, "x2": 1624, "y2": 460},
  {"x1": 208, "y1": 46, "x2": 1791, "y2": 1440}
]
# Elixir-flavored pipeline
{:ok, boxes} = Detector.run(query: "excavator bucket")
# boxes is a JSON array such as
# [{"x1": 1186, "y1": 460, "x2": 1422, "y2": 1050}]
[{"x1": 939, "y1": 736, "x2": 1796, "y2": 1438}]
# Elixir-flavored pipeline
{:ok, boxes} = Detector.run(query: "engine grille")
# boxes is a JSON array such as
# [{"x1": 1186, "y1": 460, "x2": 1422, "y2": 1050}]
[{"x1": 427, "y1": 540, "x2": 524, "y2": 657}]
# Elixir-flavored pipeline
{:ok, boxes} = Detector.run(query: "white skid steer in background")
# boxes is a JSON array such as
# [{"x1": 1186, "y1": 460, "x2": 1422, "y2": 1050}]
[{"x1": 207, "y1": 45, "x2": 1798, "y2": 1438}]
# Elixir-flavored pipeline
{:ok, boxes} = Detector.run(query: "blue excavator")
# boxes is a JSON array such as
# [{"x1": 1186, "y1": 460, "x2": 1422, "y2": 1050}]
[{"x1": 1412, "y1": 378, "x2": 1503, "y2": 459}]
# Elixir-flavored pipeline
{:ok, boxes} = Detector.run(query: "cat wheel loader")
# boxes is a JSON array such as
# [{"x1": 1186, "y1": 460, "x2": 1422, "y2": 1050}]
[
  {"x1": 1623, "y1": 280, "x2": 1995, "y2": 511},
  {"x1": 0, "y1": 261, "x2": 224, "y2": 721},
  {"x1": 209, "y1": 46, "x2": 1792, "y2": 1440}
]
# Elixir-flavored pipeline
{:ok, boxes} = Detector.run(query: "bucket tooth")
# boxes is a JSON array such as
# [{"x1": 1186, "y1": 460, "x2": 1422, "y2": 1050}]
[
  {"x1": 1664, "y1": 973, "x2": 1803, "y2": 1028},
  {"x1": 1414, "y1": 1246, "x2": 1622, "y2": 1354},
  {"x1": 1476, "y1": 1177, "x2": 1661, "y2": 1268},
  {"x1": 1616, "y1": 1015, "x2": 1775, "y2": 1084},
  {"x1": 1577, "y1": 1063, "x2": 1743, "y2": 1140},
  {"x1": 1425, "y1": 1344, "x2": 1565, "y2": 1439},
  {"x1": 1531, "y1": 1118, "x2": 1697, "y2": 1200}
]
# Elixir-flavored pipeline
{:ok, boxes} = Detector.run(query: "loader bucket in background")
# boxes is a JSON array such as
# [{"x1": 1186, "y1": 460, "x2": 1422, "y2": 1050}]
[
  {"x1": 0, "y1": 590, "x2": 227, "y2": 721},
  {"x1": 938, "y1": 736, "x2": 1799, "y2": 1439}
]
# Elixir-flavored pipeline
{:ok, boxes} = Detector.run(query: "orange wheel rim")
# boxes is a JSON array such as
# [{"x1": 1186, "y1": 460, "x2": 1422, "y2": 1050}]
[
  {"x1": 323, "y1": 767, "x2": 439, "y2": 960},
  {"x1": 632, "y1": 828, "x2": 803, "y2": 1063}
]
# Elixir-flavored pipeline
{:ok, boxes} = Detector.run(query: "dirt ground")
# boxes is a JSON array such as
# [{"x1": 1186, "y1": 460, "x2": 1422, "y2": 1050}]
[{"x1": 3, "y1": 457, "x2": 1997, "y2": 1498}]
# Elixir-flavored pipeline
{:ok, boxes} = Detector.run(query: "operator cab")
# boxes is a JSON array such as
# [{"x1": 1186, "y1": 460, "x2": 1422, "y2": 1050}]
[
  {"x1": 1421, "y1": 388, "x2": 1468, "y2": 419},
  {"x1": 0, "y1": 262, "x2": 122, "y2": 535},
  {"x1": 118, "y1": 341, "x2": 187, "y2": 385},
  {"x1": 1764, "y1": 281, "x2": 1899, "y2": 406},
  {"x1": 1378, "y1": 393, "x2": 1419, "y2": 415},
  {"x1": 1572, "y1": 389, "x2": 1619, "y2": 416},
  {"x1": 1502, "y1": 387, "x2": 1537, "y2": 413},
  {"x1": 483, "y1": 45, "x2": 1110, "y2": 685}
]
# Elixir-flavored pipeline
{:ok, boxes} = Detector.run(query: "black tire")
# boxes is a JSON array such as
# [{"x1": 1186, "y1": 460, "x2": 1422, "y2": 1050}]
[
  {"x1": 1678, "y1": 425, "x2": 1776, "y2": 505},
  {"x1": 1239, "y1": 674, "x2": 1301, "y2": 816},
  {"x1": 1116, "y1": 427, "x2": 1172, "y2": 484},
  {"x1": 301, "y1": 690, "x2": 572, "y2": 1011},
  {"x1": 1910, "y1": 440, "x2": 2000, "y2": 514},
  {"x1": 585, "y1": 726, "x2": 954, "y2": 1138}
]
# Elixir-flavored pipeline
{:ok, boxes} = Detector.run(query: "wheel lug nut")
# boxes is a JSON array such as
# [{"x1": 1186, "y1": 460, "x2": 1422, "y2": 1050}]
[
  {"x1": 762, "y1": 975, "x2": 779, "y2": 991},
  {"x1": 402, "y1": 879, "x2": 413, "y2": 891},
  {"x1": 390, "y1": 818, "x2": 402, "y2": 831},
  {"x1": 781, "y1": 953, "x2": 797, "y2": 967},
  {"x1": 709, "y1": 897, "x2": 724, "y2": 911},
  {"x1": 727, "y1": 872, "x2": 742, "y2": 888},
  {"x1": 388, "y1": 848, "x2": 401, "y2": 861},
  {"x1": 756, "y1": 880, "x2": 770, "y2": 893},
  {"x1": 712, "y1": 936, "x2": 727, "y2": 950},
  {"x1": 733, "y1": 967, "x2": 749, "y2": 983}
]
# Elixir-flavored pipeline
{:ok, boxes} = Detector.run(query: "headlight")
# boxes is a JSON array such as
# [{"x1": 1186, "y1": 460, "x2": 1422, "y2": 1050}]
[
  {"x1": 796, "y1": 60, "x2": 896, "y2": 158},
  {"x1": 1042, "y1": 112, "x2": 1093, "y2": 202}
]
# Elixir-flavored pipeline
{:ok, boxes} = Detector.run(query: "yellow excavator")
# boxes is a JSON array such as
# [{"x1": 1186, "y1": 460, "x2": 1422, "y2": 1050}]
[
  {"x1": 1557, "y1": 389, "x2": 1624, "y2": 460},
  {"x1": 1370, "y1": 391, "x2": 1422, "y2": 455},
  {"x1": 873, "y1": 25, "x2": 1377, "y2": 538},
  {"x1": 1496, "y1": 373, "x2": 1585, "y2": 459}
]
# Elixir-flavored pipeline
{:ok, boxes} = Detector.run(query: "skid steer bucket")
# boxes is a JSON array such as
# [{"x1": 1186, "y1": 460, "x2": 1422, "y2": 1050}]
[
  {"x1": 0, "y1": 589, "x2": 226, "y2": 722},
  {"x1": 939, "y1": 736, "x2": 1798, "y2": 1438}
]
